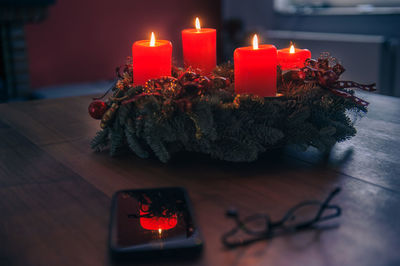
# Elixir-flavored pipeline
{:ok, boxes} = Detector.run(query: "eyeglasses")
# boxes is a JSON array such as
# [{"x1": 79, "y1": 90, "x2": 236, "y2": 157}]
[{"x1": 221, "y1": 188, "x2": 342, "y2": 248}]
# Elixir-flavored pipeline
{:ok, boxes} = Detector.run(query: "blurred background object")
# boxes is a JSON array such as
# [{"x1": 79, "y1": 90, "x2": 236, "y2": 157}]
[
  {"x1": 1, "y1": 0, "x2": 222, "y2": 102},
  {"x1": 1, "y1": 0, "x2": 400, "y2": 102},
  {"x1": 223, "y1": 0, "x2": 400, "y2": 97},
  {"x1": 0, "y1": 0, "x2": 55, "y2": 101}
]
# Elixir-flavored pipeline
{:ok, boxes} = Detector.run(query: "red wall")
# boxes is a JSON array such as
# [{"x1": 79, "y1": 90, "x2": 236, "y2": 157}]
[{"x1": 25, "y1": 0, "x2": 221, "y2": 89}]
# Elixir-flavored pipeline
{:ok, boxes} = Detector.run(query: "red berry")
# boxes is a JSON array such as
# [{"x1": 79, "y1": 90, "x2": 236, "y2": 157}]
[{"x1": 88, "y1": 100, "x2": 108, "y2": 120}]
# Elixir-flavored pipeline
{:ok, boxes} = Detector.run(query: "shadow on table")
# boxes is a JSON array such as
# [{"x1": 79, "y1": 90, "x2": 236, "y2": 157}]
[{"x1": 163, "y1": 145, "x2": 355, "y2": 174}]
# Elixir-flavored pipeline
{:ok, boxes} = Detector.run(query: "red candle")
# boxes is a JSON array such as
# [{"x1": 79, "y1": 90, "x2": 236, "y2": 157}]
[
  {"x1": 139, "y1": 204, "x2": 177, "y2": 231},
  {"x1": 182, "y1": 17, "x2": 216, "y2": 74},
  {"x1": 234, "y1": 34, "x2": 277, "y2": 97},
  {"x1": 277, "y1": 43, "x2": 311, "y2": 70},
  {"x1": 132, "y1": 32, "x2": 172, "y2": 86}
]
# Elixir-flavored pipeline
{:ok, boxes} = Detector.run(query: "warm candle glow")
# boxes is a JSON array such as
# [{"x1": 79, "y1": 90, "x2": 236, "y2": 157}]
[
  {"x1": 252, "y1": 34, "x2": 259, "y2": 50},
  {"x1": 277, "y1": 44, "x2": 311, "y2": 70},
  {"x1": 150, "y1": 32, "x2": 155, "y2": 47},
  {"x1": 182, "y1": 19, "x2": 216, "y2": 73},
  {"x1": 234, "y1": 40, "x2": 278, "y2": 96},
  {"x1": 132, "y1": 33, "x2": 172, "y2": 85},
  {"x1": 289, "y1": 43, "x2": 295, "y2": 54},
  {"x1": 158, "y1": 228, "x2": 162, "y2": 235},
  {"x1": 195, "y1": 17, "x2": 201, "y2": 32}
]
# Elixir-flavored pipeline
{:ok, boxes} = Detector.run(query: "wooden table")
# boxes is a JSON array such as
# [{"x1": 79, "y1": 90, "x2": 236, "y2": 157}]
[{"x1": 1, "y1": 93, "x2": 399, "y2": 266}]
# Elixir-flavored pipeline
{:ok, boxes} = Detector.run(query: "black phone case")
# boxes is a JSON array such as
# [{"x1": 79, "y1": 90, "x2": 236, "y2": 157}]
[{"x1": 108, "y1": 187, "x2": 203, "y2": 259}]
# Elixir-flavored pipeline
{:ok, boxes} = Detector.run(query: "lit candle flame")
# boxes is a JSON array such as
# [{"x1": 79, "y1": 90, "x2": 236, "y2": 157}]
[
  {"x1": 289, "y1": 43, "x2": 295, "y2": 54},
  {"x1": 150, "y1": 32, "x2": 155, "y2": 47},
  {"x1": 195, "y1": 17, "x2": 201, "y2": 32},
  {"x1": 158, "y1": 228, "x2": 162, "y2": 235},
  {"x1": 252, "y1": 34, "x2": 259, "y2": 50}
]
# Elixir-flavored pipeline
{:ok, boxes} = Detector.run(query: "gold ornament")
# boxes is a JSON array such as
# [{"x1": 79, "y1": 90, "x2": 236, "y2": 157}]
[{"x1": 100, "y1": 102, "x2": 119, "y2": 129}]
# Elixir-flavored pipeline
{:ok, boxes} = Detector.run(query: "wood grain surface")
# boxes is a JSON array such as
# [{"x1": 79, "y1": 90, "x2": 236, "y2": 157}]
[{"x1": 0, "y1": 93, "x2": 399, "y2": 266}]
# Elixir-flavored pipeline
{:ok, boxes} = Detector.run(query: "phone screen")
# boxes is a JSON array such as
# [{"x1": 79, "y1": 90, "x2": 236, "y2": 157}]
[{"x1": 110, "y1": 187, "x2": 199, "y2": 250}]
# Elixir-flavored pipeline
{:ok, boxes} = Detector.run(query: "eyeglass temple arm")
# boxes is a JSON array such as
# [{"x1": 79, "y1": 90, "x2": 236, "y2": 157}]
[
  {"x1": 315, "y1": 187, "x2": 342, "y2": 220},
  {"x1": 294, "y1": 187, "x2": 342, "y2": 230}
]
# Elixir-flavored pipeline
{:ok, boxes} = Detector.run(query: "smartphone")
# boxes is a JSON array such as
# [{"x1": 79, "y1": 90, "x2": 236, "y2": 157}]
[{"x1": 109, "y1": 187, "x2": 203, "y2": 258}]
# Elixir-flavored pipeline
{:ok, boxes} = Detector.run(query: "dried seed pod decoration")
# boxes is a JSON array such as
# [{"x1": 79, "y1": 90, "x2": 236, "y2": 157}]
[
  {"x1": 318, "y1": 70, "x2": 338, "y2": 88},
  {"x1": 283, "y1": 70, "x2": 306, "y2": 82},
  {"x1": 178, "y1": 71, "x2": 199, "y2": 85},
  {"x1": 317, "y1": 57, "x2": 330, "y2": 70},
  {"x1": 213, "y1": 62, "x2": 234, "y2": 80},
  {"x1": 144, "y1": 79, "x2": 161, "y2": 93},
  {"x1": 302, "y1": 67, "x2": 317, "y2": 81},
  {"x1": 180, "y1": 82, "x2": 202, "y2": 97},
  {"x1": 332, "y1": 63, "x2": 345, "y2": 76},
  {"x1": 116, "y1": 80, "x2": 124, "y2": 90},
  {"x1": 305, "y1": 58, "x2": 318, "y2": 69},
  {"x1": 212, "y1": 76, "x2": 230, "y2": 89},
  {"x1": 188, "y1": 113, "x2": 202, "y2": 139},
  {"x1": 100, "y1": 102, "x2": 119, "y2": 129},
  {"x1": 194, "y1": 76, "x2": 211, "y2": 91},
  {"x1": 145, "y1": 76, "x2": 179, "y2": 98},
  {"x1": 232, "y1": 94, "x2": 241, "y2": 109},
  {"x1": 159, "y1": 76, "x2": 179, "y2": 91}
]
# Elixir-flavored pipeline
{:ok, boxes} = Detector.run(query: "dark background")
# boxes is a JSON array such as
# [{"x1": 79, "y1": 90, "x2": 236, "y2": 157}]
[
  {"x1": 1, "y1": 0, "x2": 399, "y2": 100},
  {"x1": 24, "y1": 0, "x2": 222, "y2": 88}
]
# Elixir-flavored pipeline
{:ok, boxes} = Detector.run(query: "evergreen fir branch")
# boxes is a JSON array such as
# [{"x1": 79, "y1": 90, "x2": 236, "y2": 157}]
[
  {"x1": 109, "y1": 121, "x2": 124, "y2": 156},
  {"x1": 263, "y1": 127, "x2": 285, "y2": 145},
  {"x1": 118, "y1": 104, "x2": 130, "y2": 126},
  {"x1": 143, "y1": 120, "x2": 170, "y2": 163},
  {"x1": 91, "y1": 61, "x2": 371, "y2": 163},
  {"x1": 125, "y1": 127, "x2": 149, "y2": 158},
  {"x1": 90, "y1": 128, "x2": 109, "y2": 151}
]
